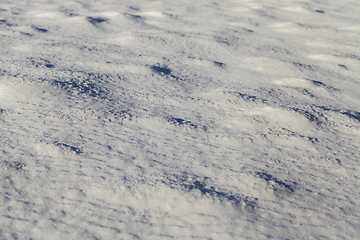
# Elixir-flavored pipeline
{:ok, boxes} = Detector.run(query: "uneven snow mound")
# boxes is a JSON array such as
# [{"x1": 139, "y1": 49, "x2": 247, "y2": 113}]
[{"x1": 1, "y1": 0, "x2": 360, "y2": 239}]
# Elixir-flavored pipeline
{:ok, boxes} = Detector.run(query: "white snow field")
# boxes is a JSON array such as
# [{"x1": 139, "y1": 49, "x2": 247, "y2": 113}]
[{"x1": 1, "y1": 0, "x2": 360, "y2": 239}]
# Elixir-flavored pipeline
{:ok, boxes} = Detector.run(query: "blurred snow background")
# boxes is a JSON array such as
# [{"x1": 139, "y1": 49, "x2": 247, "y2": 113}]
[{"x1": 1, "y1": 0, "x2": 360, "y2": 239}]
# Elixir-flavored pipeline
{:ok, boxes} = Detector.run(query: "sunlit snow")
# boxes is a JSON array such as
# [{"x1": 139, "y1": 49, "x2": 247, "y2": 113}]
[{"x1": 1, "y1": 0, "x2": 360, "y2": 239}]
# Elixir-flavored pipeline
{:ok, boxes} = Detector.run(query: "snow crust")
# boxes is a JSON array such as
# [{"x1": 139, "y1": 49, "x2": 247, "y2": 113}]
[{"x1": 1, "y1": 0, "x2": 360, "y2": 239}]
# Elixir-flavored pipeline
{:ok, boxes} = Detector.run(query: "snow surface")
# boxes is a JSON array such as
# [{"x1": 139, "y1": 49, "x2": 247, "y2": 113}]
[{"x1": 1, "y1": 0, "x2": 360, "y2": 239}]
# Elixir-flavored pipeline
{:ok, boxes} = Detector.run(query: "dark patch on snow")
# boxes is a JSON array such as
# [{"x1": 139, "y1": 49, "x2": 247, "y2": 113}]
[
  {"x1": 341, "y1": 54, "x2": 360, "y2": 61},
  {"x1": 216, "y1": 38, "x2": 231, "y2": 46},
  {"x1": 28, "y1": 58, "x2": 54, "y2": 69},
  {"x1": 235, "y1": 92, "x2": 257, "y2": 101},
  {"x1": 168, "y1": 117, "x2": 196, "y2": 127},
  {"x1": 123, "y1": 13, "x2": 142, "y2": 20},
  {"x1": 167, "y1": 117, "x2": 207, "y2": 131},
  {"x1": 51, "y1": 78, "x2": 108, "y2": 99},
  {"x1": 44, "y1": 70, "x2": 124, "y2": 100},
  {"x1": 0, "y1": 19, "x2": 12, "y2": 27},
  {"x1": 214, "y1": 34, "x2": 239, "y2": 46},
  {"x1": 87, "y1": 17, "x2": 108, "y2": 25},
  {"x1": 60, "y1": 8, "x2": 78, "y2": 17},
  {"x1": 232, "y1": 91, "x2": 268, "y2": 103},
  {"x1": 326, "y1": 158, "x2": 342, "y2": 165},
  {"x1": 326, "y1": 86, "x2": 340, "y2": 92},
  {"x1": 151, "y1": 65, "x2": 183, "y2": 81},
  {"x1": 281, "y1": 128, "x2": 319, "y2": 144},
  {"x1": 0, "y1": 19, "x2": 7, "y2": 24},
  {"x1": 290, "y1": 107, "x2": 325, "y2": 126},
  {"x1": 104, "y1": 109, "x2": 132, "y2": 122},
  {"x1": 293, "y1": 62, "x2": 318, "y2": 71},
  {"x1": 54, "y1": 142, "x2": 82, "y2": 154},
  {"x1": 11, "y1": 233, "x2": 19, "y2": 240},
  {"x1": 297, "y1": 88, "x2": 315, "y2": 98},
  {"x1": 0, "y1": 109, "x2": 5, "y2": 115},
  {"x1": 128, "y1": 233, "x2": 140, "y2": 239},
  {"x1": 315, "y1": 10, "x2": 325, "y2": 13},
  {"x1": 166, "y1": 174, "x2": 257, "y2": 209},
  {"x1": 307, "y1": 136, "x2": 319, "y2": 143},
  {"x1": 33, "y1": 27, "x2": 48, "y2": 33},
  {"x1": 341, "y1": 110, "x2": 360, "y2": 122},
  {"x1": 309, "y1": 80, "x2": 340, "y2": 91},
  {"x1": 162, "y1": 12, "x2": 175, "y2": 18},
  {"x1": 45, "y1": 64, "x2": 54, "y2": 68},
  {"x1": 20, "y1": 32, "x2": 33, "y2": 36},
  {"x1": 311, "y1": 80, "x2": 326, "y2": 87},
  {"x1": 312, "y1": 106, "x2": 360, "y2": 123},
  {"x1": 257, "y1": 172, "x2": 295, "y2": 195},
  {"x1": 151, "y1": 65, "x2": 172, "y2": 75},
  {"x1": 129, "y1": 6, "x2": 140, "y2": 11},
  {"x1": 338, "y1": 64, "x2": 347, "y2": 69},
  {"x1": 214, "y1": 61, "x2": 225, "y2": 67},
  {"x1": 3, "y1": 161, "x2": 26, "y2": 171}
]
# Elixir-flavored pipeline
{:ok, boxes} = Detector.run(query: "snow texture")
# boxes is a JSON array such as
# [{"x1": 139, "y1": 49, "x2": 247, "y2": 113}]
[{"x1": 1, "y1": 0, "x2": 360, "y2": 239}]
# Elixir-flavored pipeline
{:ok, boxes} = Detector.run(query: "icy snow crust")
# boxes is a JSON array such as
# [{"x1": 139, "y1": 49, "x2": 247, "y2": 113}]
[{"x1": 1, "y1": 0, "x2": 360, "y2": 239}]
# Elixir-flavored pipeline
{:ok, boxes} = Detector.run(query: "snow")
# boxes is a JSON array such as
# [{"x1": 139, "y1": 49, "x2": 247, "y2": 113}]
[{"x1": 1, "y1": 0, "x2": 360, "y2": 239}]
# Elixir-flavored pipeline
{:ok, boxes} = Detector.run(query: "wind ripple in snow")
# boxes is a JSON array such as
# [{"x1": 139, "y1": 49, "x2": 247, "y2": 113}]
[{"x1": 1, "y1": 0, "x2": 360, "y2": 239}]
